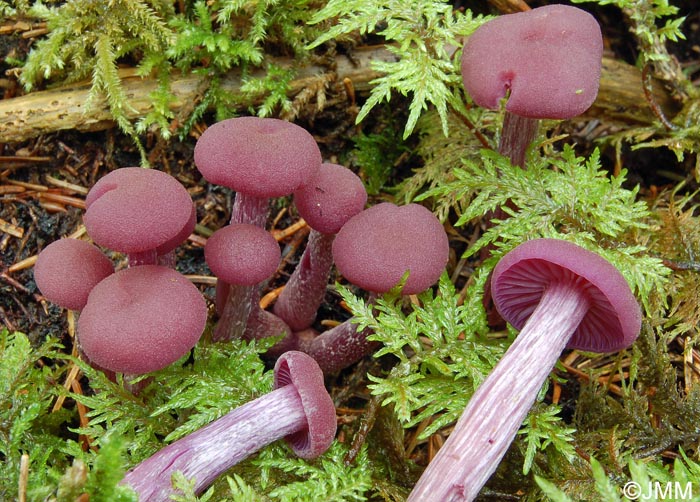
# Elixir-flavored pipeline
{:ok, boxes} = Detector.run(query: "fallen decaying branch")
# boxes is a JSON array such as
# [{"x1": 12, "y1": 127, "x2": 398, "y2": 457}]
[{"x1": 0, "y1": 45, "x2": 678, "y2": 144}]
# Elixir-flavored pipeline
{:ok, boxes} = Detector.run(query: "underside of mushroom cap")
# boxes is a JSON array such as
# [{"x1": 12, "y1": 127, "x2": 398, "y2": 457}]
[
  {"x1": 78, "y1": 265, "x2": 207, "y2": 374},
  {"x1": 194, "y1": 117, "x2": 322, "y2": 198},
  {"x1": 84, "y1": 167, "x2": 195, "y2": 255},
  {"x1": 34, "y1": 238, "x2": 114, "y2": 311},
  {"x1": 332, "y1": 203, "x2": 449, "y2": 295},
  {"x1": 491, "y1": 238, "x2": 641, "y2": 352},
  {"x1": 293, "y1": 163, "x2": 368, "y2": 235},
  {"x1": 274, "y1": 351, "x2": 336, "y2": 459},
  {"x1": 461, "y1": 4, "x2": 603, "y2": 119}
]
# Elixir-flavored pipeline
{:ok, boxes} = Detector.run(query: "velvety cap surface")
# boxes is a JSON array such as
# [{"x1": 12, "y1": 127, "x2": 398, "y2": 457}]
[
  {"x1": 294, "y1": 163, "x2": 367, "y2": 234},
  {"x1": 205, "y1": 223, "x2": 281, "y2": 285},
  {"x1": 332, "y1": 203, "x2": 449, "y2": 294},
  {"x1": 491, "y1": 238, "x2": 641, "y2": 352},
  {"x1": 78, "y1": 265, "x2": 207, "y2": 374},
  {"x1": 84, "y1": 167, "x2": 195, "y2": 254},
  {"x1": 274, "y1": 351, "x2": 336, "y2": 458},
  {"x1": 194, "y1": 117, "x2": 322, "y2": 197},
  {"x1": 155, "y1": 203, "x2": 197, "y2": 256},
  {"x1": 34, "y1": 238, "x2": 114, "y2": 311},
  {"x1": 461, "y1": 5, "x2": 603, "y2": 118}
]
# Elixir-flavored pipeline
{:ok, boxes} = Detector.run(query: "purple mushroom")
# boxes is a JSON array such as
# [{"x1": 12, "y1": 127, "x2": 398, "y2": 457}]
[
  {"x1": 78, "y1": 265, "x2": 207, "y2": 375},
  {"x1": 204, "y1": 223, "x2": 290, "y2": 348},
  {"x1": 33, "y1": 238, "x2": 114, "y2": 311},
  {"x1": 299, "y1": 203, "x2": 449, "y2": 373},
  {"x1": 407, "y1": 239, "x2": 642, "y2": 501},
  {"x1": 121, "y1": 351, "x2": 337, "y2": 502},
  {"x1": 194, "y1": 117, "x2": 322, "y2": 340},
  {"x1": 274, "y1": 163, "x2": 368, "y2": 331},
  {"x1": 84, "y1": 167, "x2": 196, "y2": 266},
  {"x1": 461, "y1": 5, "x2": 603, "y2": 167}
]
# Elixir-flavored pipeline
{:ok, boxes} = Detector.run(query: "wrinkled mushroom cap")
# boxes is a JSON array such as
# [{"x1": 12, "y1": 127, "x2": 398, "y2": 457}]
[
  {"x1": 78, "y1": 265, "x2": 207, "y2": 374},
  {"x1": 461, "y1": 5, "x2": 603, "y2": 118},
  {"x1": 491, "y1": 238, "x2": 641, "y2": 352},
  {"x1": 204, "y1": 223, "x2": 281, "y2": 285},
  {"x1": 332, "y1": 203, "x2": 449, "y2": 295},
  {"x1": 274, "y1": 351, "x2": 336, "y2": 458},
  {"x1": 194, "y1": 117, "x2": 322, "y2": 198},
  {"x1": 34, "y1": 238, "x2": 114, "y2": 311},
  {"x1": 84, "y1": 167, "x2": 195, "y2": 255},
  {"x1": 293, "y1": 163, "x2": 367, "y2": 235}
]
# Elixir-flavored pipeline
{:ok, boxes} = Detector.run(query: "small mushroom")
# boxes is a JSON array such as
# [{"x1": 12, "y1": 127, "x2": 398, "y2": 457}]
[
  {"x1": 274, "y1": 163, "x2": 368, "y2": 331},
  {"x1": 84, "y1": 167, "x2": 196, "y2": 266},
  {"x1": 204, "y1": 223, "x2": 288, "y2": 345},
  {"x1": 33, "y1": 238, "x2": 114, "y2": 311},
  {"x1": 461, "y1": 5, "x2": 603, "y2": 167},
  {"x1": 121, "y1": 351, "x2": 336, "y2": 502},
  {"x1": 78, "y1": 265, "x2": 207, "y2": 375},
  {"x1": 299, "y1": 203, "x2": 449, "y2": 373},
  {"x1": 407, "y1": 238, "x2": 641, "y2": 501}
]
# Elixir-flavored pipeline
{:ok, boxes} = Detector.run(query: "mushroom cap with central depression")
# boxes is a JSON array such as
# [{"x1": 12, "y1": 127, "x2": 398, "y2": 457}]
[
  {"x1": 491, "y1": 238, "x2": 641, "y2": 352},
  {"x1": 332, "y1": 203, "x2": 449, "y2": 295},
  {"x1": 84, "y1": 167, "x2": 195, "y2": 255},
  {"x1": 194, "y1": 117, "x2": 322, "y2": 198},
  {"x1": 78, "y1": 265, "x2": 207, "y2": 374},
  {"x1": 461, "y1": 4, "x2": 603, "y2": 119}
]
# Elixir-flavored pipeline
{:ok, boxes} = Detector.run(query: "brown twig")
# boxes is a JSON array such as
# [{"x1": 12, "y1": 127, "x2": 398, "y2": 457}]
[
  {"x1": 642, "y1": 63, "x2": 678, "y2": 131},
  {"x1": 344, "y1": 395, "x2": 381, "y2": 465}
]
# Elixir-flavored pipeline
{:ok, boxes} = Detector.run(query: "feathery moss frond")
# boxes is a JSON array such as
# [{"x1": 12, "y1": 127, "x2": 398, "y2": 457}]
[
  {"x1": 309, "y1": 0, "x2": 487, "y2": 138},
  {"x1": 417, "y1": 146, "x2": 669, "y2": 312}
]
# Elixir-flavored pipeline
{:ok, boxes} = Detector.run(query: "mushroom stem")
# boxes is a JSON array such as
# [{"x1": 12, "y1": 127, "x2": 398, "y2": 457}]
[
  {"x1": 127, "y1": 249, "x2": 159, "y2": 267},
  {"x1": 122, "y1": 384, "x2": 306, "y2": 502},
  {"x1": 407, "y1": 279, "x2": 590, "y2": 502},
  {"x1": 274, "y1": 230, "x2": 335, "y2": 331},
  {"x1": 298, "y1": 320, "x2": 377, "y2": 374},
  {"x1": 498, "y1": 112, "x2": 540, "y2": 168},
  {"x1": 297, "y1": 292, "x2": 381, "y2": 374},
  {"x1": 212, "y1": 282, "x2": 257, "y2": 342},
  {"x1": 231, "y1": 192, "x2": 270, "y2": 227},
  {"x1": 244, "y1": 306, "x2": 297, "y2": 358}
]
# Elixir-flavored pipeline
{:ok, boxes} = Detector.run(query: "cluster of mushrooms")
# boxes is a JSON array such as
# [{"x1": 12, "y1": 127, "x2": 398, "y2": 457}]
[{"x1": 34, "y1": 4, "x2": 644, "y2": 502}]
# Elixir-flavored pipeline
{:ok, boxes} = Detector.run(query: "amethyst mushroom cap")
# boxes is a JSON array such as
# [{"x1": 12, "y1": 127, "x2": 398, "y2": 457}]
[
  {"x1": 194, "y1": 117, "x2": 322, "y2": 201},
  {"x1": 34, "y1": 238, "x2": 114, "y2": 311},
  {"x1": 194, "y1": 117, "x2": 322, "y2": 227},
  {"x1": 84, "y1": 167, "x2": 196, "y2": 265},
  {"x1": 121, "y1": 351, "x2": 336, "y2": 502},
  {"x1": 461, "y1": 5, "x2": 603, "y2": 168},
  {"x1": 205, "y1": 223, "x2": 281, "y2": 288},
  {"x1": 492, "y1": 238, "x2": 641, "y2": 351},
  {"x1": 461, "y1": 5, "x2": 603, "y2": 119},
  {"x1": 273, "y1": 350, "x2": 338, "y2": 457},
  {"x1": 293, "y1": 162, "x2": 368, "y2": 235},
  {"x1": 332, "y1": 202, "x2": 449, "y2": 295},
  {"x1": 78, "y1": 265, "x2": 207, "y2": 375},
  {"x1": 407, "y1": 238, "x2": 641, "y2": 501}
]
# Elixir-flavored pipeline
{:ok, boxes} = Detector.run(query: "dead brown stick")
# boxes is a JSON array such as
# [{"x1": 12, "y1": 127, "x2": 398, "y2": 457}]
[{"x1": 0, "y1": 46, "x2": 677, "y2": 144}]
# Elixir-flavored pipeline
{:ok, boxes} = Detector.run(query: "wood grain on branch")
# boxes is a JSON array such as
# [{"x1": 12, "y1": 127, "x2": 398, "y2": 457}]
[{"x1": 0, "y1": 45, "x2": 677, "y2": 144}]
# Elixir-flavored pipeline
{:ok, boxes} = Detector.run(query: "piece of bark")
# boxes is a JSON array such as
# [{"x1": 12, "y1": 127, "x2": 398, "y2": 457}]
[{"x1": 0, "y1": 46, "x2": 677, "y2": 144}]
